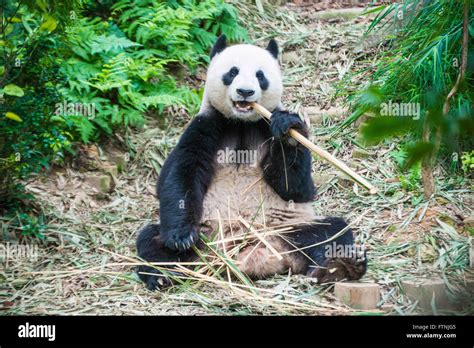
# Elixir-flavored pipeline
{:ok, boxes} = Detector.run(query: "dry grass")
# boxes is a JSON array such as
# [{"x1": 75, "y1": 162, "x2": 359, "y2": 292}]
[{"x1": 1, "y1": 2, "x2": 472, "y2": 316}]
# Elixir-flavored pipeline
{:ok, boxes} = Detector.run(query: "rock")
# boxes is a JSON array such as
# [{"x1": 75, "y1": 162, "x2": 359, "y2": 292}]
[
  {"x1": 74, "y1": 145, "x2": 103, "y2": 172},
  {"x1": 108, "y1": 152, "x2": 128, "y2": 172},
  {"x1": 334, "y1": 282, "x2": 380, "y2": 310},
  {"x1": 100, "y1": 163, "x2": 118, "y2": 178},
  {"x1": 401, "y1": 279, "x2": 460, "y2": 312},
  {"x1": 85, "y1": 174, "x2": 111, "y2": 193}
]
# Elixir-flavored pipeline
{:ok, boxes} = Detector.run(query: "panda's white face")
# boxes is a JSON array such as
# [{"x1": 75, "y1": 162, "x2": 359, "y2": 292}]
[{"x1": 201, "y1": 44, "x2": 283, "y2": 121}]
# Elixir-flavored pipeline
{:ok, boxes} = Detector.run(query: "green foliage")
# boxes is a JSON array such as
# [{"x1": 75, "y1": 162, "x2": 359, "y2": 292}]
[
  {"x1": 59, "y1": 0, "x2": 248, "y2": 142},
  {"x1": 399, "y1": 163, "x2": 422, "y2": 192},
  {"x1": 15, "y1": 212, "x2": 47, "y2": 238},
  {"x1": 342, "y1": 0, "x2": 473, "y2": 172},
  {"x1": 461, "y1": 150, "x2": 474, "y2": 174},
  {"x1": 1, "y1": 0, "x2": 247, "y2": 217},
  {"x1": 1, "y1": 0, "x2": 74, "y2": 211},
  {"x1": 389, "y1": 144, "x2": 422, "y2": 192}
]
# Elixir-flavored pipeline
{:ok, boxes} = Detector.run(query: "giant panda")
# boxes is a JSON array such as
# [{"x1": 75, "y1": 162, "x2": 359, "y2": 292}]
[{"x1": 136, "y1": 36, "x2": 367, "y2": 290}]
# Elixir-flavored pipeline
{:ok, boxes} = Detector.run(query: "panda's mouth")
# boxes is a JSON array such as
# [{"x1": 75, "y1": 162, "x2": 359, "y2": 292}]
[{"x1": 232, "y1": 101, "x2": 252, "y2": 113}]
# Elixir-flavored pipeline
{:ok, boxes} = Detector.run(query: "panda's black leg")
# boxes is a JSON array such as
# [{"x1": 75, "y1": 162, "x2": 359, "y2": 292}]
[
  {"x1": 292, "y1": 217, "x2": 367, "y2": 283},
  {"x1": 136, "y1": 223, "x2": 196, "y2": 291}
]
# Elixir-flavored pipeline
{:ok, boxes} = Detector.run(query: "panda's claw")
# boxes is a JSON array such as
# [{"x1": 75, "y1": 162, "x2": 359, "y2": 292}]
[{"x1": 163, "y1": 226, "x2": 199, "y2": 251}]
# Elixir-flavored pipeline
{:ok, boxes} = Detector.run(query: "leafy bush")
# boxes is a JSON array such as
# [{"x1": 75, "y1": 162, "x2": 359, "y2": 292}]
[
  {"x1": 341, "y1": 0, "x2": 473, "y2": 197},
  {"x1": 1, "y1": 0, "x2": 247, "y2": 214},
  {"x1": 0, "y1": 0, "x2": 75, "y2": 211},
  {"x1": 461, "y1": 150, "x2": 474, "y2": 175},
  {"x1": 58, "y1": 0, "x2": 248, "y2": 142}
]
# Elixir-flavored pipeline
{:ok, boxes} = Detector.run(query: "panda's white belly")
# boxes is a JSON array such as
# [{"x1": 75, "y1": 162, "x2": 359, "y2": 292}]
[{"x1": 201, "y1": 163, "x2": 316, "y2": 230}]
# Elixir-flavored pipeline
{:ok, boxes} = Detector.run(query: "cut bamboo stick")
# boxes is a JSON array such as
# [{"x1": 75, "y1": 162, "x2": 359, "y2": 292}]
[{"x1": 251, "y1": 102, "x2": 377, "y2": 195}]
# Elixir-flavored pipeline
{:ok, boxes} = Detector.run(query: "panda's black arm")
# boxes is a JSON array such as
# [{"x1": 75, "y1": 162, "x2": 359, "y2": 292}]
[
  {"x1": 261, "y1": 110, "x2": 316, "y2": 203},
  {"x1": 157, "y1": 111, "x2": 226, "y2": 251}
]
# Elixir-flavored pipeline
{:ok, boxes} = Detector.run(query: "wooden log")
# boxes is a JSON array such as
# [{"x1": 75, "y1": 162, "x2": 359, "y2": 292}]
[
  {"x1": 401, "y1": 279, "x2": 460, "y2": 312},
  {"x1": 334, "y1": 282, "x2": 380, "y2": 310}
]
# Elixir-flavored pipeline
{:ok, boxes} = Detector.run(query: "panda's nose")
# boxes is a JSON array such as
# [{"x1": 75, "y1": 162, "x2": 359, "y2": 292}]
[{"x1": 237, "y1": 88, "x2": 255, "y2": 98}]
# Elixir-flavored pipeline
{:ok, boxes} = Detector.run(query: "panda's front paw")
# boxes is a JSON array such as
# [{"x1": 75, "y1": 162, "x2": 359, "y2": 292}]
[
  {"x1": 270, "y1": 110, "x2": 308, "y2": 144},
  {"x1": 162, "y1": 225, "x2": 199, "y2": 251},
  {"x1": 307, "y1": 255, "x2": 367, "y2": 284}
]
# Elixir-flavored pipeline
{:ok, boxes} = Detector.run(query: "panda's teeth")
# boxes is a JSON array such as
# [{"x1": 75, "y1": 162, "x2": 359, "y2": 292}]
[{"x1": 233, "y1": 101, "x2": 252, "y2": 112}]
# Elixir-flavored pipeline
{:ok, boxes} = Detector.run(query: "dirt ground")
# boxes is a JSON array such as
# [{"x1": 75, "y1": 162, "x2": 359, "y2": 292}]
[{"x1": 1, "y1": 2, "x2": 473, "y2": 315}]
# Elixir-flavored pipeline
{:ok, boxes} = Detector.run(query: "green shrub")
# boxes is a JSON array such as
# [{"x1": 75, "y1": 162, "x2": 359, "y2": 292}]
[
  {"x1": 0, "y1": 0, "x2": 75, "y2": 212},
  {"x1": 340, "y1": 0, "x2": 473, "y2": 196},
  {"x1": 58, "y1": 0, "x2": 248, "y2": 142},
  {"x1": 1, "y1": 0, "x2": 247, "y2": 215}
]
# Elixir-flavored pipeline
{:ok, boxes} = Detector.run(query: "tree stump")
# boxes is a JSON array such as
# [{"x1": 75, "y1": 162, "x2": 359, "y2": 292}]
[
  {"x1": 470, "y1": 244, "x2": 474, "y2": 268},
  {"x1": 334, "y1": 282, "x2": 380, "y2": 310},
  {"x1": 401, "y1": 279, "x2": 460, "y2": 312}
]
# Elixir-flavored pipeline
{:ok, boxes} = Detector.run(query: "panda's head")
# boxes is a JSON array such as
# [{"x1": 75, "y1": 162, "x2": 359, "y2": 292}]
[{"x1": 201, "y1": 35, "x2": 283, "y2": 121}]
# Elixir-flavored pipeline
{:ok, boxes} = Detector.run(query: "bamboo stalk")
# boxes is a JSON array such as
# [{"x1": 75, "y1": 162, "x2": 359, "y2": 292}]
[
  {"x1": 238, "y1": 216, "x2": 283, "y2": 260},
  {"x1": 251, "y1": 102, "x2": 378, "y2": 195}
]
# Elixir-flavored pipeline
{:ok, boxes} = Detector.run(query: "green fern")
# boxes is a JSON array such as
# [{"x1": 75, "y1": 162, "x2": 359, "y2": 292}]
[{"x1": 59, "y1": 0, "x2": 247, "y2": 142}]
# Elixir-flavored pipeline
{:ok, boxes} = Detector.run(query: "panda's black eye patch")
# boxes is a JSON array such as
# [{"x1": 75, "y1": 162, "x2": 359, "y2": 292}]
[
  {"x1": 256, "y1": 70, "x2": 269, "y2": 90},
  {"x1": 222, "y1": 66, "x2": 239, "y2": 86}
]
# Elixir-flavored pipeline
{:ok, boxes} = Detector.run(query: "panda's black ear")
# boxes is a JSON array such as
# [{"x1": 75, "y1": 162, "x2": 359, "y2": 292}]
[
  {"x1": 266, "y1": 39, "x2": 279, "y2": 59},
  {"x1": 210, "y1": 35, "x2": 227, "y2": 59}
]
